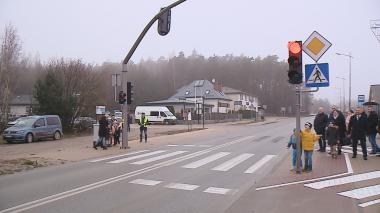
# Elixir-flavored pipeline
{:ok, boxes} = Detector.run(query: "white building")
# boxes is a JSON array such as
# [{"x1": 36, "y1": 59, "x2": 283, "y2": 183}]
[{"x1": 222, "y1": 86, "x2": 259, "y2": 112}]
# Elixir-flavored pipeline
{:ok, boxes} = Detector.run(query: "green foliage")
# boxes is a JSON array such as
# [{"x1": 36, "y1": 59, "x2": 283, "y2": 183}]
[{"x1": 34, "y1": 71, "x2": 75, "y2": 130}]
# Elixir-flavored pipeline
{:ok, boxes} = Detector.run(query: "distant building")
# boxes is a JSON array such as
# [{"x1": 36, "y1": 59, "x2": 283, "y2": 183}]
[
  {"x1": 222, "y1": 86, "x2": 258, "y2": 112},
  {"x1": 364, "y1": 84, "x2": 380, "y2": 114},
  {"x1": 9, "y1": 95, "x2": 38, "y2": 117},
  {"x1": 146, "y1": 80, "x2": 232, "y2": 117}
]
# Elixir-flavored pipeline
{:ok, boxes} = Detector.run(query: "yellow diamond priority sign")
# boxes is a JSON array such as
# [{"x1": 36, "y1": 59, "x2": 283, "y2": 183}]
[{"x1": 303, "y1": 31, "x2": 332, "y2": 62}]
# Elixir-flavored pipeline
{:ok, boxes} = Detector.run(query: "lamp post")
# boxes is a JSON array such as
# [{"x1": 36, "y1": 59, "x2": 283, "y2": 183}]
[
  {"x1": 336, "y1": 52, "x2": 353, "y2": 110},
  {"x1": 336, "y1": 77, "x2": 346, "y2": 111}
]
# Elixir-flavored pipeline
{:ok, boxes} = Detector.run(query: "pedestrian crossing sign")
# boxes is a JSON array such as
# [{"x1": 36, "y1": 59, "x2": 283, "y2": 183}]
[{"x1": 305, "y1": 63, "x2": 329, "y2": 87}]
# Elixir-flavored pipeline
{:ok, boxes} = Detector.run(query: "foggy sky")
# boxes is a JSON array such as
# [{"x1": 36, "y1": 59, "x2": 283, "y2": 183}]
[{"x1": 1, "y1": 0, "x2": 379, "y2": 107}]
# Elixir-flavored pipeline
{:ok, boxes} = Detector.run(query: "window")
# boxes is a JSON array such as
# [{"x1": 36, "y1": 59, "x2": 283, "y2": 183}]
[
  {"x1": 185, "y1": 91, "x2": 190, "y2": 95},
  {"x1": 150, "y1": 111, "x2": 159, "y2": 116},
  {"x1": 160, "y1": 112, "x2": 167, "y2": 117},
  {"x1": 47, "y1": 117, "x2": 60, "y2": 125},
  {"x1": 205, "y1": 90, "x2": 210, "y2": 94},
  {"x1": 240, "y1": 94, "x2": 243, "y2": 100},
  {"x1": 34, "y1": 118, "x2": 45, "y2": 127}
]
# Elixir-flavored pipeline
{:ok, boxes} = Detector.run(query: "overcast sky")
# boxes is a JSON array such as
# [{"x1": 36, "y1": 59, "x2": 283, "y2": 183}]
[{"x1": 1, "y1": 0, "x2": 379, "y2": 106}]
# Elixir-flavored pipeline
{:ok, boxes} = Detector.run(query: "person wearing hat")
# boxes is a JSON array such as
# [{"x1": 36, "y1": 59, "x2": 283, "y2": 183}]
[
  {"x1": 301, "y1": 122, "x2": 320, "y2": 172},
  {"x1": 138, "y1": 112, "x2": 149, "y2": 143}
]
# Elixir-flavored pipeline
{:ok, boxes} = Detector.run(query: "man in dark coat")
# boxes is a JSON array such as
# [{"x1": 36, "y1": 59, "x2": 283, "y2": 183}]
[
  {"x1": 94, "y1": 115, "x2": 108, "y2": 150},
  {"x1": 328, "y1": 106, "x2": 346, "y2": 155},
  {"x1": 314, "y1": 107, "x2": 329, "y2": 152},
  {"x1": 348, "y1": 107, "x2": 368, "y2": 160},
  {"x1": 367, "y1": 106, "x2": 379, "y2": 154}
]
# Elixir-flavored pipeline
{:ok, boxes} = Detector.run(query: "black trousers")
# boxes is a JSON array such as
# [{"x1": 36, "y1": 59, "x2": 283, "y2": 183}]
[
  {"x1": 318, "y1": 137, "x2": 326, "y2": 150},
  {"x1": 352, "y1": 138, "x2": 367, "y2": 157},
  {"x1": 140, "y1": 126, "x2": 147, "y2": 142}
]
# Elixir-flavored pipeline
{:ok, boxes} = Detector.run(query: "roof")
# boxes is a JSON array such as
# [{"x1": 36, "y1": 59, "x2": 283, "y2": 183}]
[
  {"x1": 222, "y1": 86, "x2": 247, "y2": 95},
  {"x1": 9, "y1": 95, "x2": 38, "y2": 106},
  {"x1": 169, "y1": 80, "x2": 232, "y2": 101},
  {"x1": 146, "y1": 99, "x2": 214, "y2": 107},
  {"x1": 369, "y1": 84, "x2": 380, "y2": 104}
]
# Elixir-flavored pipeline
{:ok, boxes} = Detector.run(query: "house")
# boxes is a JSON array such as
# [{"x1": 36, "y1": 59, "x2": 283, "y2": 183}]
[
  {"x1": 222, "y1": 86, "x2": 259, "y2": 112},
  {"x1": 364, "y1": 84, "x2": 380, "y2": 114},
  {"x1": 146, "y1": 80, "x2": 232, "y2": 118},
  {"x1": 9, "y1": 95, "x2": 38, "y2": 117}
]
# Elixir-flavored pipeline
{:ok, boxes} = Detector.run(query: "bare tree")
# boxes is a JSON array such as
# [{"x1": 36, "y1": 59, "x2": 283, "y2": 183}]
[{"x1": 0, "y1": 24, "x2": 22, "y2": 128}]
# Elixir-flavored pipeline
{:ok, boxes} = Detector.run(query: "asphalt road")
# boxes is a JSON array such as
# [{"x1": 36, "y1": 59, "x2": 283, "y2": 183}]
[{"x1": 0, "y1": 117, "x2": 314, "y2": 213}]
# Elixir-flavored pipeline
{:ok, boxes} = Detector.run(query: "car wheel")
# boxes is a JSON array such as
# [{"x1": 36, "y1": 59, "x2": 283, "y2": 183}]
[
  {"x1": 25, "y1": 133, "x2": 33, "y2": 143},
  {"x1": 164, "y1": 120, "x2": 169, "y2": 125},
  {"x1": 54, "y1": 131, "x2": 61, "y2": 140}
]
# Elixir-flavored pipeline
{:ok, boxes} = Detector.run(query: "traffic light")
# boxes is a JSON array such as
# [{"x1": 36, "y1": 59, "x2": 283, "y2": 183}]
[
  {"x1": 157, "y1": 7, "x2": 171, "y2": 36},
  {"x1": 127, "y1": 81, "x2": 134, "y2": 105},
  {"x1": 287, "y1": 41, "x2": 303, "y2": 84},
  {"x1": 118, "y1": 90, "x2": 126, "y2": 104}
]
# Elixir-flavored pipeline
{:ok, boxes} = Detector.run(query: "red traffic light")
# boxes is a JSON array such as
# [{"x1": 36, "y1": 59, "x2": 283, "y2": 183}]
[{"x1": 288, "y1": 41, "x2": 302, "y2": 54}]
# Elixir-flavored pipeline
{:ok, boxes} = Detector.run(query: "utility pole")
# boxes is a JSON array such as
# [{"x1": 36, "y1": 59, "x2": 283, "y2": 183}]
[
  {"x1": 336, "y1": 52, "x2": 353, "y2": 110},
  {"x1": 120, "y1": 0, "x2": 187, "y2": 149}
]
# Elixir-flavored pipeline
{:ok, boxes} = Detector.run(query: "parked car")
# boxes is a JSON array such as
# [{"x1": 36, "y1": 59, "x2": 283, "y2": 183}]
[
  {"x1": 135, "y1": 106, "x2": 177, "y2": 125},
  {"x1": 2, "y1": 115, "x2": 63, "y2": 143},
  {"x1": 73, "y1": 117, "x2": 96, "y2": 129},
  {"x1": 6, "y1": 116, "x2": 28, "y2": 129}
]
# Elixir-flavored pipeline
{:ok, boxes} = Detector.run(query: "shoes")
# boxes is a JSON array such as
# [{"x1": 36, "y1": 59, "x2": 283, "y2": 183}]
[
  {"x1": 352, "y1": 155, "x2": 356, "y2": 158},
  {"x1": 337, "y1": 150, "x2": 342, "y2": 155},
  {"x1": 364, "y1": 156, "x2": 368, "y2": 160},
  {"x1": 102, "y1": 147, "x2": 107, "y2": 150},
  {"x1": 320, "y1": 149, "x2": 326, "y2": 153}
]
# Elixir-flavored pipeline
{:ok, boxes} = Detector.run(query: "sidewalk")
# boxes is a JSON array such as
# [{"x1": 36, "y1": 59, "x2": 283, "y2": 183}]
[{"x1": 226, "y1": 141, "x2": 380, "y2": 213}]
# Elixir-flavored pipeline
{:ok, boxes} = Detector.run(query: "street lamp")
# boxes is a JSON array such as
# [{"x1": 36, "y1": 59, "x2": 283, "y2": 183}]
[
  {"x1": 336, "y1": 77, "x2": 346, "y2": 111},
  {"x1": 336, "y1": 52, "x2": 353, "y2": 110},
  {"x1": 331, "y1": 87, "x2": 342, "y2": 111}
]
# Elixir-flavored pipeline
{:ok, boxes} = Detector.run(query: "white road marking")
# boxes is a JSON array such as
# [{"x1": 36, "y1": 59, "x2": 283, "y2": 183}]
[
  {"x1": 107, "y1": 150, "x2": 167, "y2": 164},
  {"x1": 212, "y1": 153, "x2": 254, "y2": 171},
  {"x1": 256, "y1": 153, "x2": 353, "y2": 191},
  {"x1": 182, "y1": 152, "x2": 231, "y2": 169},
  {"x1": 165, "y1": 183, "x2": 199, "y2": 191},
  {"x1": 167, "y1": 145, "x2": 179, "y2": 147},
  {"x1": 89, "y1": 150, "x2": 149, "y2": 163},
  {"x1": 244, "y1": 155, "x2": 276, "y2": 174},
  {"x1": 359, "y1": 199, "x2": 380, "y2": 208},
  {"x1": 0, "y1": 135, "x2": 255, "y2": 213},
  {"x1": 199, "y1": 145, "x2": 213, "y2": 147},
  {"x1": 131, "y1": 151, "x2": 188, "y2": 165},
  {"x1": 304, "y1": 171, "x2": 380, "y2": 189},
  {"x1": 129, "y1": 179, "x2": 162, "y2": 186},
  {"x1": 338, "y1": 184, "x2": 380, "y2": 199},
  {"x1": 204, "y1": 187, "x2": 232, "y2": 195},
  {"x1": 344, "y1": 151, "x2": 353, "y2": 174},
  {"x1": 183, "y1": 144, "x2": 196, "y2": 147}
]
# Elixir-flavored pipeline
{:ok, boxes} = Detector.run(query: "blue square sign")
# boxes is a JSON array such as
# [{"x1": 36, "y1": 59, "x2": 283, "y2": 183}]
[{"x1": 305, "y1": 63, "x2": 329, "y2": 87}]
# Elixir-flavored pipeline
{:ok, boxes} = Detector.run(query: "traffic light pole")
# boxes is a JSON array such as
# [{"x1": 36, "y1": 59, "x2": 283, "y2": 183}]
[
  {"x1": 121, "y1": 0, "x2": 187, "y2": 149},
  {"x1": 295, "y1": 86, "x2": 319, "y2": 174}
]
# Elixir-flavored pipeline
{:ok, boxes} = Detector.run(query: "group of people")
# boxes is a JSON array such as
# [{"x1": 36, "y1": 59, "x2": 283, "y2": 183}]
[
  {"x1": 288, "y1": 105, "x2": 380, "y2": 172},
  {"x1": 93, "y1": 112, "x2": 149, "y2": 149},
  {"x1": 93, "y1": 115, "x2": 123, "y2": 150}
]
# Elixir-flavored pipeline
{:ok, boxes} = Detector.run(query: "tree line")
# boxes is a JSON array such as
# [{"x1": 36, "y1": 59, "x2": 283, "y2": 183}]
[{"x1": 0, "y1": 25, "x2": 328, "y2": 131}]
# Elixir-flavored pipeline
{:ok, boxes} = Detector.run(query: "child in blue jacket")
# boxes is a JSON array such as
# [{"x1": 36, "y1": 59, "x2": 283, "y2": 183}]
[{"x1": 287, "y1": 128, "x2": 303, "y2": 171}]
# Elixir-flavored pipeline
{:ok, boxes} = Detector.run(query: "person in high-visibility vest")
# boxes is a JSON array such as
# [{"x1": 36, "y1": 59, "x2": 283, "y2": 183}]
[{"x1": 138, "y1": 112, "x2": 149, "y2": 143}]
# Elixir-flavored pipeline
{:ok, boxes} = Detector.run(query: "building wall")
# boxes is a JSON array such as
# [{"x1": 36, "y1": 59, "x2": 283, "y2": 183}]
[
  {"x1": 10, "y1": 105, "x2": 27, "y2": 116},
  {"x1": 226, "y1": 93, "x2": 258, "y2": 111}
]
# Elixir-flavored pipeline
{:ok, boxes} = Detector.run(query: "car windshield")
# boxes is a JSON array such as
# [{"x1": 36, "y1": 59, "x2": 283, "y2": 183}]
[
  {"x1": 164, "y1": 111, "x2": 173, "y2": 116},
  {"x1": 13, "y1": 117, "x2": 37, "y2": 127}
]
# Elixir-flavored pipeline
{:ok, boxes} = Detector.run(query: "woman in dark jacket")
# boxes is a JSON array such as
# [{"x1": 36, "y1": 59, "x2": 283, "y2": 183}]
[
  {"x1": 328, "y1": 108, "x2": 346, "y2": 155},
  {"x1": 326, "y1": 121, "x2": 339, "y2": 158}
]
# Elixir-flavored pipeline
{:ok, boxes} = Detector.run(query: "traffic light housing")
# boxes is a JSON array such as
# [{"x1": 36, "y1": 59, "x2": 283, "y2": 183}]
[
  {"x1": 118, "y1": 90, "x2": 126, "y2": 104},
  {"x1": 157, "y1": 7, "x2": 171, "y2": 36},
  {"x1": 127, "y1": 81, "x2": 134, "y2": 105},
  {"x1": 287, "y1": 41, "x2": 303, "y2": 84}
]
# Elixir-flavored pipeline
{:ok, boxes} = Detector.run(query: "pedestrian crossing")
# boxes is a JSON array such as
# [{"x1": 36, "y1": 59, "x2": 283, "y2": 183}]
[
  {"x1": 128, "y1": 178, "x2": 235, "y2": 195},
  {"x1": 90, "y1": 149, "x2": 277, "y2": 175},
  {"x1": 325, "y1": 146, "x2": 377, "y2": 156},
  {"x1": 304, "y1": 170, "x2": 380, "y2": 208}
]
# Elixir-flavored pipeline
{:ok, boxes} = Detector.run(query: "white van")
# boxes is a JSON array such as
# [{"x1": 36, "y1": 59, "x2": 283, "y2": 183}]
[{"x1": 135, "y1": 106, "x2": 177, "y2": 125}]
